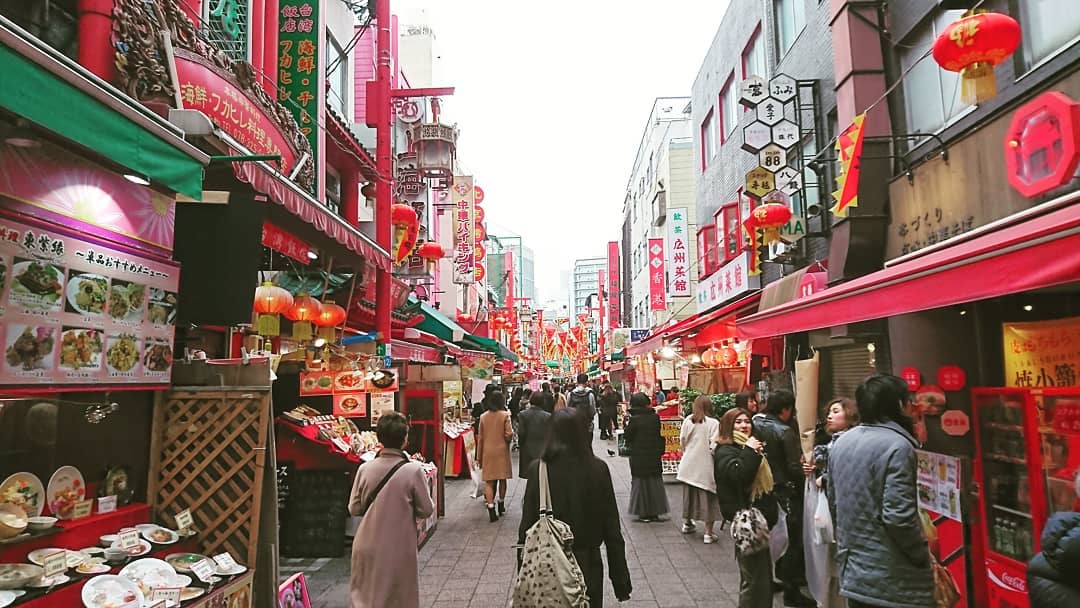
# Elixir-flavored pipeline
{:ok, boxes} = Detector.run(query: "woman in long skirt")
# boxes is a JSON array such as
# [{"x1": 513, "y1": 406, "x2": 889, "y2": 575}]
[
  {"x1": 623, "y1": 392, "x2": 670, "y2": 521},
  {"x1": 676, "y1": 396, "x2": 721, "y2": 543}
]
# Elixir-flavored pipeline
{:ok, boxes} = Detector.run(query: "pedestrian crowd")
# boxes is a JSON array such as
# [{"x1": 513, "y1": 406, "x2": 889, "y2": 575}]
[{"x1": 346, "y1": 372, "x2": 1079, "y2": 608}]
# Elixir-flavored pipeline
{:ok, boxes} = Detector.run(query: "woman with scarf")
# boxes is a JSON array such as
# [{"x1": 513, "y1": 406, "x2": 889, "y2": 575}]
[{"x1": 714, "y1": 407, "x2": 779, "y2": 608}]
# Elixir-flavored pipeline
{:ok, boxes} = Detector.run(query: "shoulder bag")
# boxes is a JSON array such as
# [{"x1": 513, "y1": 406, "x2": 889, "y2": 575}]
[
  {"x1": 357, "y1": 456, "x2": 410, "y2": 516},
  {"x1": 511, "y1": 461, "x2": 590, "y2": 608}
]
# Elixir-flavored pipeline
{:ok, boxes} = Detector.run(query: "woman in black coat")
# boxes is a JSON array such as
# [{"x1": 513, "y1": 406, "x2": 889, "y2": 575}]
[
  {"x1": 623, "y1": 392, "x2": 670, "y2": 522},
  {"x1": 519, "y1": 409, "x2": 632, "y2": 607},
  {"x1": 1028, "y1": 511, "x2": 1080, "y2": 607},
  {"x1": 516, "y1": 392, "x2": 551, "y2": 479}
]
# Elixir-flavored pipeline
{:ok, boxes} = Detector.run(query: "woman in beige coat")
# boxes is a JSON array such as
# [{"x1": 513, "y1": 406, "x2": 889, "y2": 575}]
[
  {"x1": 348, "y1": 412, "x2": 434, "y2": 608},
  {"x1": 477, "y1": 389, "x2": 513, "y2": 521}
]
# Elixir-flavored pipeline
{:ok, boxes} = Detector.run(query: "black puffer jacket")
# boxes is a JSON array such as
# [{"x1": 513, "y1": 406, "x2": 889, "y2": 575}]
[
  {"x1": 752, "y1": 413, "x2": 802, "y2": 493},
  {"x1": 713, "y1": 443, "x2": 779, "y2": 528},
  {"x1": 1028, "y1": 512, "x2": 1080, "y2": 607},
  {"x1": 623, "y1": 406, "x2": 664, "y2": 477}
]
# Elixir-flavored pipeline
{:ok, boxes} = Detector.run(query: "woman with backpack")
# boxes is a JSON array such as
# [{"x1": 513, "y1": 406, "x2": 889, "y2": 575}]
[
  {"x1": 624, "y1": 392, "x2": 669, "y2": 522},
  {"x1": 517, "y1": 409, "x2": 632, "y2": 607}
]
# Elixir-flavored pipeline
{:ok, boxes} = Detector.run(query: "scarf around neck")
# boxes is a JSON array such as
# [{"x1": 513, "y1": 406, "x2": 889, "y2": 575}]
[{"x1": 733, "y1": 430, "x2": 775, "y2": 501}]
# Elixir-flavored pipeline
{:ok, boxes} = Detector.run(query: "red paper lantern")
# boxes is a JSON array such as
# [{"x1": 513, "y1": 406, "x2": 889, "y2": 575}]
[
  {"x1": 701, "y1": 347, "x2": 721, "y2": 368},
  {"x1": 391, "y1": 203, "x2": 420, "y2": 264},
  {"x1": 315, "y1": 302, "x2": 347, "y2": 328},
  {"x1": 253, "y1": 282, "x2": 293, "y2": 314},
  {"x1": 931, "y1": 12, "x2": 1020, "y2": 104},
  {"x1": 721, "y1": 346, "x2": 739, "y2": 367},
  {"x1": 391, "y1": 203, "x2": 418, "y2": 226},
  {"x1": 417, "y1": 241, "x2": 445, "y2": 261},
  {"x1": 287, "y1": 293, "x2": 322, "y2": 322},
  {"x1": 749, "y1": 203, "x2": 793, "y2": 244}
]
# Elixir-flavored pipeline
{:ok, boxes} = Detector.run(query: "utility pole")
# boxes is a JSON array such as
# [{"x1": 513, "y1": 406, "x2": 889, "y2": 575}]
[{"x1": 373, "y1": 0, "x2": 392, "y2": 344}]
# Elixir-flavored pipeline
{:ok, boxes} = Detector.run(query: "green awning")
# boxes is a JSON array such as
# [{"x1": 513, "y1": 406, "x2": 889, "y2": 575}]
[
  {"x1": 416, "y1": 302, "x2": 519, "y2": 363},
  {"x1": 0, "y1": 40, "x2": 205, "y2": 198},
  {"x1": 463, "y1": 334, "x2": 519, "y2": 363}
]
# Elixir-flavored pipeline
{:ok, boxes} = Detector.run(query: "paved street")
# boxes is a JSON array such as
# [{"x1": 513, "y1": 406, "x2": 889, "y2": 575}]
[{"x1": 284, "y1": 433, "x2": 789, "y2": 607}]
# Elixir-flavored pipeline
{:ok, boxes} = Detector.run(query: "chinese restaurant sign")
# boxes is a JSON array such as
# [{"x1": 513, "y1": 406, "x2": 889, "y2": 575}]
[
  {"x1": 606, "y1": 241, "x2": 620, "y2": 329},
  {"x1": 277, "y1": 0, "x2": 320, "y2": 174},
  {"x1": 451, "y1": 176, "x2": 476, "y2": 284},
  {"x1": 261, "y1": 222, "x2": 311, "y2": 265},
  {"x1": 695, "y1": 251, "x2": 759, "y2": 313},
  {"x1": 395, "y1": 153, "x2": 429, "y2": 276},
  {"x1": 648, "y1": 238, "x2": 666, "y2": 311},
  {"x1": 0, "y1": 217, "x2": 179, "y2": 386},
  {"x1": 1003, "y1": 317, "x2": 1080, "y2": 388},
  {"x1": 1004, "y1": 91, "x2": 1080, "y2": 199},
  {"x1": 174, "y1": 52, "x2": 297, "y2": 176},
  {"x1": 666, "y1": 208, "x2": 690, "y2": 297}
]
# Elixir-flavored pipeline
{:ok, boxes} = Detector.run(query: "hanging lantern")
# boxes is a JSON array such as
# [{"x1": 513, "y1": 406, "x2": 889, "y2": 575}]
[
  {"x1": 416, "y1": 241, "x2": 445, "y2": 273},
  {"x1": 253, "y1": 282, "x2": 293, "y2": 337},
  {"x1": 287, "y1": 293, "x2": 322, "y2": 341},
  {"x1": 932, "y1": 12, "x2": 1020, "y2": 105},
  {"x1": 361, "y1": 182, "x2": 376, "y2": 202},
  {"x1": 750, "y1": 202, "x2": 793, "y2": 245},
  {"x1": 315, "y1": 301, "x2": 347, "y2": 340},
  {"x1": 721, "y1": 345, "x2": 739, "y2": 367},
  {"x1": 412, "y1": 123, "x2": 458, "y2": 179},
  {"x1": 701, "y1": 347, "x2": 721, "y2": 368},
  {"x1": 391, "y1": 203, "x2": 420, "y2": 264}
]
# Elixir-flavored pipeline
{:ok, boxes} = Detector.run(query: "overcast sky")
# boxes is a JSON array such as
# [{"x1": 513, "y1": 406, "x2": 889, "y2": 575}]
[{"x1": 396, "y1": 0, "x2": 731, "y2": 302}]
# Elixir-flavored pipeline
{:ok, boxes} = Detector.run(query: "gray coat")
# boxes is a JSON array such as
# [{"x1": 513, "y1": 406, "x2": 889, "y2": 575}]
[
  {"x1": 517, "y1": 405, "x2": 551, "y2": 478},
  {"x1": 828, "y1": 421, "x2": 934, "y2": 608}
]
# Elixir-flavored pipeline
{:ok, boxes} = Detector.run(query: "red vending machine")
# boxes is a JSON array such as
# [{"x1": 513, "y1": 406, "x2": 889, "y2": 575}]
[{"x1": 972, "y1": 388, "x2": 1080, "y2": 608}]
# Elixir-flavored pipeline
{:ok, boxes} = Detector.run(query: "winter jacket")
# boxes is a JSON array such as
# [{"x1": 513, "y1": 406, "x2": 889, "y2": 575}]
[
  {"x1": 600, "y1": 391, "x2": 620, "y2": 416},
  {"x1": 752, "y1": 413, "x2": 802, "y2": 495},
  {"x1": 517, "y1": 405, "x2": 551, "y2": 479},
  {"x1": 567, "y1": 386, "x2": 597, "y2": 428},
  {"x1": 1027, "y1": 511, "x2": 1080, "y2": 608},
  {"x1": 713, "y1": 443, "x2": 779, "y2": 528},
  {"x1": 676, "y1": 415, "x2": 719, "y2": 493},
  {"x1": 827, "y1": 421, "x2": 934, "y2": 608},
  {"x1": 623, "y1": 406, "x2": 664, "y2": 477}
]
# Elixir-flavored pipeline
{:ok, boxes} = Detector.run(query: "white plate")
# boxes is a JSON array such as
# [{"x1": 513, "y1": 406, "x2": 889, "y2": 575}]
[
  {"x1": 214, "y1": 563, "x2": 247, "y2": 576},
  {"x1": 0, "y1": 472, "x2": 45, "y2": 518},
  {"x1": 76, "y1": 561, "x2": 110, "y2": 575},
  {"x1": 111, "y1": 539, "x2": 152, "y2": 557},
  {"x1": 139, "y1": 526, "x2": 178, "y2": 545},
  {"x1": 28, "y1": 573, "x2": 70, "y2": 588},
  {"x1": 65, "y1": 273, "x2": 109, "y2": 316},
  {"x1": 27, "y1": 548, "x2": 87, "y2": 568},
  {"x1": 81, "y1": 574, "x2": 143, "y2": 608},
  {"x1": 172, "y1": 574, "x2": 191, "y2": 588},
  {"x1": 46, "y1": 465, "x2": 86, "y2": 520},
  {"x1": 179, "y1": 587, "x2": 205, "y2": 601},
  {"x1": 0, "y1": 590, "x2": 14, "y2": 608},
  {"x1": 119, "y1": 558, "x2": 181, "y2": 598}
]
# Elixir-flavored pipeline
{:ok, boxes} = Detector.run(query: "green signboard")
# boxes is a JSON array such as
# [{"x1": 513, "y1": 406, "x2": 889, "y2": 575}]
[{"x1": 277, "y1": 0, "x2": 319, "y2": 183}]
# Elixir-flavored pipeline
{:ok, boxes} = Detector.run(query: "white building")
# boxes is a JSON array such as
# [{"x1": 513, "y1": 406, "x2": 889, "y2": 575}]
[
  {"x1": 623, "y1": 97, "x2": 698, "y2": 330},
  {"x1": 569, "y1": 257, "x2": 606, "y2": 325}
]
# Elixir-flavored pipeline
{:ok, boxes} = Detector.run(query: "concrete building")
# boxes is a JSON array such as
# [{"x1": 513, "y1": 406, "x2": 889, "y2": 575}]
[
  {"x1": 569, "y1": 257, "x2": 606, "y2": 325},
  {"x1": 622, "y1": 97, "x2": 697, "y2": 331}
]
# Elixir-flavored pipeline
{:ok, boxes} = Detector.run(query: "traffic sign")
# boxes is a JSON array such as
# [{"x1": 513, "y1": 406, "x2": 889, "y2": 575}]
[
  {"x1": 738, "y1": 76, "x2": 768, "y2": 108},
  {"x1": 742, "y1": 121, "x2": 772, "y2": 153},
  {"x1": 758, "y1": 144, "x2": 787, "y2": 171},
  {"x1": 769, "y1": 74, "x2": 797, "y2": 103},
  {"x1": 745, "y1": 167, "x2": 776, "y2": 199},
  {"x1": 772, "y1": 120, "x2": 800, "y2": 149}
]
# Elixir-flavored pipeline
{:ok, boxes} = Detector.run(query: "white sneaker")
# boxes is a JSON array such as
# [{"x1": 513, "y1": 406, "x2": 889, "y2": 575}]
[
  {"x1": 703, "y1": 534, "x2": 718, "y2": 544},
  {"x1": 680, "y1": 522, "x2": 695, "y2": 534}
]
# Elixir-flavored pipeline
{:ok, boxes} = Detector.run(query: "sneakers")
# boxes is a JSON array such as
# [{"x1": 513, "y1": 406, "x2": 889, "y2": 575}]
[
  {"x1": 703, "y1": 534, "x2": 718, "y2": 544},
  {"x1": 680, "y1": 522, "x2": 696, "y2": 534}
]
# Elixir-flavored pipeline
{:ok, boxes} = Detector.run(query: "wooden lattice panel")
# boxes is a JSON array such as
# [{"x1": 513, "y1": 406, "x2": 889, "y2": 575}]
[{"x1": 149, "y1": 390, "x2": 271, "y2": 566}]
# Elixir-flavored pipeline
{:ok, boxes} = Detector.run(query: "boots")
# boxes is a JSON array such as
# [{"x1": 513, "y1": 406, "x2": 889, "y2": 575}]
[
  {"x1": 488, "y1": 504, "x2": 498, "y2": 522},
  {"x1": 498, "y1": 501, "x2": 506, "y2": 516}
]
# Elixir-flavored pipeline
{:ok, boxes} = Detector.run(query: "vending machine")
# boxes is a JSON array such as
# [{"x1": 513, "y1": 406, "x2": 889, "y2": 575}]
[{"x1": 972, "y1": 388, "x2": 1080, "y2": 608}]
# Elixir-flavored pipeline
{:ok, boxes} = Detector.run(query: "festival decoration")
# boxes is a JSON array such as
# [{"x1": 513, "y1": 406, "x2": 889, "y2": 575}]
[
  {"x1": 830, "y1": 113, "x2": 867, "y2": 217},
  {"x1": 749, "y1": 201, "x2": 793, "y2": 245},
  {"x1": 932, "y1": 12, "x2": 1020, "y2": 104},
  {"x1": 412, "y1": 123, "x2": 458, "y2": 179},
  {"x1": 416, "y1": 241, "x2": 445, "y2": 272},
  {"x1": 286, "y1": 293, "x2": 322, "y2": 341},
  {"x1": 701, "y1": 347, "x2": 721, "y2": 368},
  {"x1": 253, "y1": 282, "x2": 293, "y2": 337},
  {"x1": 721, "y1": 345, "x2": 739, "y2": 367},
  {"x1": 391, "y1": 203, "x2": 420, "y2": 264},
  {"x1": 315, "y1": 301, "x2": 348, "y2": 340}
]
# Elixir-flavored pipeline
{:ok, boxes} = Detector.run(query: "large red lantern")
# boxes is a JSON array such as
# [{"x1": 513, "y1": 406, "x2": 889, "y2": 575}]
[
  {"x1": 253, "y1": 282, "x2": 293, "y2": 337},
  {"x1": 721, "y1": 345, "x2": 739, "y2": 367},
  {"x1": 749, "y1": 202, "x2": 793, "y2": 245},
  {"x1": 931, "y1": 12, "x2": 1020, "y2": 105},
  {"x1": 315, "y1": 302, "x2": 347, "y2": 328},
  {"x1": 286, "y1": 293, "x2": 322, "y2": 341},
  {"x1": 391, "y1": 203, "x2": 420, "y2": 264},
  {"x1": 701, "y1": 347, "x2": 721, "y2": 368},
  {"x1": 416, "y1": 241, "x2": 445, "y2": 272}
]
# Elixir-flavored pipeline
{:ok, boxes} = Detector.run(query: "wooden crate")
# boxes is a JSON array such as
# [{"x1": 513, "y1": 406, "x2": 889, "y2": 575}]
[{"x1": 149, "y1": 389, "x2": 271, "y2": 567}]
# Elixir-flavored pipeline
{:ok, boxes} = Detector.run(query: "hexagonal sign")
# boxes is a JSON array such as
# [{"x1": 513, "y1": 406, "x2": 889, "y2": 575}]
[
  {"x1": 769, "y1": 74, "x2": 797, "y2": 104},
  {"x1": 772, "y1": 120, "x2": 800, "y2": 149},
  {"x1": 756, "y1": 98, "x2": 784, "y2": 126},
  {"x1": 742, "y1": 121, "x2": 772, "y2": 153},
  {"x1": 774, "y1": 166, "x2": 802, "y2": 194},
  {"x1": 745, "y1": 167, "x2": 775, "y2": 199},
  {"x1": 739, "y1": 76, "x2": 768, "y2": 108},
  {"x1": 759, "y1": 144, "x2": 787, "y2": 172}
]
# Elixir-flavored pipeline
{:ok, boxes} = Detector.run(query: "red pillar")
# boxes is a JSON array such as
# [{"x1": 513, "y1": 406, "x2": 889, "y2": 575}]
[
  {"x1": 597, "y1": 270, "x2": 606, "y2": 364},
  {"x1": 250, "y1": 0, "x2": 265, "y2": 88},
  {"x1": 77, "y1": 0, "x2": 118, "y2": 83},
  {"x1": 342, "y1": 169, "x2": 360, "y2": 227},
  {"x1": 263, "y1": 0, "x2": 280, "y2": 96},
  {"x1": 178, "y1": 0, "x2": 202, "y2": 25},
  {"x1": 374, "y1": 0, "x2": 393, "y2": 343}
]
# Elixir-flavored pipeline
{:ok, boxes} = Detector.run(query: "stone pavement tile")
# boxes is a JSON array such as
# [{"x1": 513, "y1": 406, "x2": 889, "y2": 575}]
[
  {"x1": 437, "y1": 587, "x2": 480, "y2": 602},
  {"x1": 620, "y1": 601, "x2": 660, "y2": 608},
  {"x1": 442, "y1": 577, "x2": 479, "y2": 591},
  {"x1": 430, "y1": 601, "x2": 470, "y2": 608},
  {"x1": 468, "y1": 593, "x2": 509, "y2": 608}
]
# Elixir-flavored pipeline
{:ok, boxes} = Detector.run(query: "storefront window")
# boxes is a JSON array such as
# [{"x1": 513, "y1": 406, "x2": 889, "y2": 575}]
[
  {"x1": 1015, "y1": 0, "x2": 1080, "y2": 69},
  {"x1": 720, "y1": 74, "x2": 738, "y2": 142},
  {"x1": 774, "y1": 0, "x2": 806, "y2": 57},
  {"x1": 899, "y1": 10, "x2": 969, "y2": 135}
]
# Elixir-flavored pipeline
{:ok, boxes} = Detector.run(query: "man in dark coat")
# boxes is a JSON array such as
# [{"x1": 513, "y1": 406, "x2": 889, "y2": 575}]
[
  {"x1": 517, "y1": 392, "x2": 551, "y2": 479},
  {"x1": 540, "y1": 382, "x2": 556, "y2": 413},
  {"x1": 1028, "y1": 511, "x2": 1080, "y2": 607}
]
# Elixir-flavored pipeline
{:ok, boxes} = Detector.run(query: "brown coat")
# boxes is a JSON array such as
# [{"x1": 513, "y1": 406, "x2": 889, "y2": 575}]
[
  {"x1": 477, "y1": 409, "x2": 513, "y2": 481},
  {"x1": 348, "y1": 449, "x2": 434, "y2": 608}
]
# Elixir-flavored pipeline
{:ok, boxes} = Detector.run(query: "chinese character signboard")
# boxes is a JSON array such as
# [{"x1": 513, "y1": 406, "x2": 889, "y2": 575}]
[
  {"x1": 695, "y1": 251, "x2": 759, "y2": 313},
  {"x1": 1003, "y1": 317, "x2": 1080, "y2": 388},
  {"x1": 607, "y1": 241, "x2": 620, "y2": 329},
  {"x1": 1005, "y1": 91, "x2": 1080, "y2": 199},
  {"x1": 0, "y1": 218, "x2": 179, "y2": 386},
  {"x1": 396, "y1": 153, "x2": 430, "y2": 276},
  {"x1": 648, "y1": 238, "x2": 666, "y2": 311},
  {"x1": 277, "y1": 0, "x2": 320, "y2": 178},
  {"x1": 666, "y1": 208, "x2": 690, "y2": 297},
  {"x1": 262, "y1": 222, "x2": 311, "y2": 265},
  {"x1": 451, "y1": 176, "x2": 476, "y2": 284}
]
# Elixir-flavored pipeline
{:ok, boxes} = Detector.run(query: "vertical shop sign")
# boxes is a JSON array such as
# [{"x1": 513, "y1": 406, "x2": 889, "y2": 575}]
[
  {"x1": 1003, "y1": 317, "x2": 1080, "y2": 388},
  {"x1": 277, "y1": 0, "x2": 320, "y2": 179},
  {"x1": 451, "y1": 176, "x2": 476, "y2": 284},
  {"x1": 666, "y1": 208, "x2": 690, "y2": 297},
  {"x1": 648, "y1": 238, "x2": 666, "y2": 311},
  {"x1": 395, "y1": 153, "x2": 429, "y2": 275},
  {"x1": 606, "y1": 241, "x2": 620, "y2": 329}
]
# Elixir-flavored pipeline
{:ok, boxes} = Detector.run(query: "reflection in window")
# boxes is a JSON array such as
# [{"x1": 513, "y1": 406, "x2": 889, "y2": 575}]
[
  {"x1": 1016, "y1": 0, "x2": 1080, "y2": 69},
  {"x1": 774, "y1": 0, "x2": 806, "y2": 56},
  {"x1": 899, "y1": 10, "x2": 969, "y2": 134}
]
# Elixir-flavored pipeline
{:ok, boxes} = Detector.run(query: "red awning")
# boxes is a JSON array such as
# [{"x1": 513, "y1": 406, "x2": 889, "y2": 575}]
[
  {"x1": 390, "y1": 328, "x2": 464, "y2": 357},
  {"x1": 390, "y1": 339, "x2": 443, "y2": 364},
  {"x1": 737, "y1": 202, "x2": 1080, "y2": 339},
  {"x1": 625, "y1": 293, "x2": 761, "y2": 356}
]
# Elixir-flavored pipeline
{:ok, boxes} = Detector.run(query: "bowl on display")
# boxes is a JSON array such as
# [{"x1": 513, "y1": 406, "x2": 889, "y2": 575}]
[
  {"x1": 26, "y1": 516, "x2": 57, "y2": 532},
  {"x1": 99, "y1": 534, "x2": 118, "y2": 547},
  {"x1": 0, "y1": 564, "x2": 43, "y2": 590},
  {"x1": 0, "y1": 505, "x2": 27, "y2": 539}
]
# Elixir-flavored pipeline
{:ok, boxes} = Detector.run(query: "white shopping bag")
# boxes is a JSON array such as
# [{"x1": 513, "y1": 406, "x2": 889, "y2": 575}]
[
  {"x1": 804, "y1": 478, "x2": 833, "y2": 605},
  {"x1": 469, "y1": 463, "x2": 485, "y2": 499},
  {"x1": 769, "y1": 504, "x2": 789, "y2": 565},
  {"x1": 813, "y1": 482, "x2": 835, "y2": 544}
]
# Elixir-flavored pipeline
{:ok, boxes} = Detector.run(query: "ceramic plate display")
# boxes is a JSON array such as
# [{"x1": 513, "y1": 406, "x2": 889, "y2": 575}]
[
  {"x1": 28, "y1": 573, "x2": 71, "y2": 588},
  {"x1": 0, "y1": 472, "x2": 45, "y2": 517},
  {"x1": 112, "y1": 540, "x2": 151, "y2": 558},
  {"x1": 180, "y1": 587, "x2": 205, "y2": 602},
  {"x1": 46, "y1": 465, "x2": 85, "y2": 520},
  {"x1": 162, "y1": 553, "x2": 207, "y2": 574},
  {"x1": 76, "y1": 560, "x2": 110, "y2": 575},
  {"x1": 81, "y1": 574, "x2": 143, "y2": 608},
  {"x1": 139, "y1": 526, "x2": 177, "y2": 545},
  {"x1": 0, "y1": 564, "x2": 43, "y2": 590},
  {"x1": 119, "y1": 558, "x2": 184, "y2": 597},
  {"x1": 28, "y1": 548, "x2": 87, "y2": 568},
  {"x1": 214, "y1": 562, "x2": 247, "y2": 576},
  {"x1": 98, "y1": 466, "x2": 135, "y2": 506},
  {"x1": 99, "y1": 535, "x2": 118, "y2": 547},
  {"x1": 172, "y1": 575, "x2": 192, "y2": 588},
  {"x1": 81, "y1": 547, "x2": 105, "y2": 556},
  {"x1": 0, "y1": 590, "x2": 15, "y2": 608}
]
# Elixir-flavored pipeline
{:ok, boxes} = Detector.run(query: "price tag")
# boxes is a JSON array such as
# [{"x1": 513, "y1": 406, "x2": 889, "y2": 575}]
[
  {"x1": 175, "y1": 509, "x2": 193, "y2": 530},
  {"x1": 118, "y1": 527, "x2": 139, "y2": 549},
  {"x1": 148, "y1": 602, "x2": 166, "y2": 608},
  {"x1": 42, "y1": 550, "x2": 66, "y2": 579},
  {"x1": 97, "y1": 495, "x2": 117, "y2": 514},
  {"x1": 150, "y1": 588, "x2": 181, "y2": 607},
  {"x1": 213, "y1": 552, "x2": 239, "y2": 571},
  {"x1": 72, "y1": 499, "x2": 93, "y2": 519},
  {"x1": 191, "y1": 559, "x2": 216, "y2": 583}
]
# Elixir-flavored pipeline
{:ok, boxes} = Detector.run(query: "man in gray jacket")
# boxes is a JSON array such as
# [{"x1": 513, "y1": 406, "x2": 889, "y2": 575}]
[{"x1": 829, "y1": 374, "x2": 934, "y2": 608}]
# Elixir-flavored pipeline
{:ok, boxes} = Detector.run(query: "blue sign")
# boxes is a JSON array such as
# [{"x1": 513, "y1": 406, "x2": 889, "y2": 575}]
[
  {"x1": 630, "y1": 328, "x2": 650, "y2": 343},
  {"x1": 384, "y1": 355, "x2": 393, "y2": 368}
]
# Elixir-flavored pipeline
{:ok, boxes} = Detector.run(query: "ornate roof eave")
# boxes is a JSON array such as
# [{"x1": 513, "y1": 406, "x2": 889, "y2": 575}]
[{"x1": 325, "y1": 105, "x2": 379, "y2": 181}]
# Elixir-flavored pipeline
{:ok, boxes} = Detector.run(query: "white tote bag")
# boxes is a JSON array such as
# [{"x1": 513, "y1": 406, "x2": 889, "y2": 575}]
[{"x1": 769, "y1": 504, "x2": 789, "y2": 564}]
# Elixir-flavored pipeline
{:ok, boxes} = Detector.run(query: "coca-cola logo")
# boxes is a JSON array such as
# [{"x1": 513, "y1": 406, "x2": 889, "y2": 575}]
[{"x1": 1001, "y1": 572, "x2": 1026, "y2": 592}]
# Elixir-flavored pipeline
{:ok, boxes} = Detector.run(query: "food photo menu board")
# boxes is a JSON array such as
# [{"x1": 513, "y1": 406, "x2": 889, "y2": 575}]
[{"x1": 0, "y1": 217, "x2": 179, "y2": 386}]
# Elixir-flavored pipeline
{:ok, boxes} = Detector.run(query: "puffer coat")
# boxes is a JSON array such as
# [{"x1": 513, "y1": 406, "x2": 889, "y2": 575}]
[
  {"x1": 1027, "y1": 511, "x2": 1080, "y2": 607},
  {"x1": 828, "y1": 421, "x2": 935, "y2": 608},
  {"x1": 623, "y1": 406, "x2": 664, "y2": 477}
]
